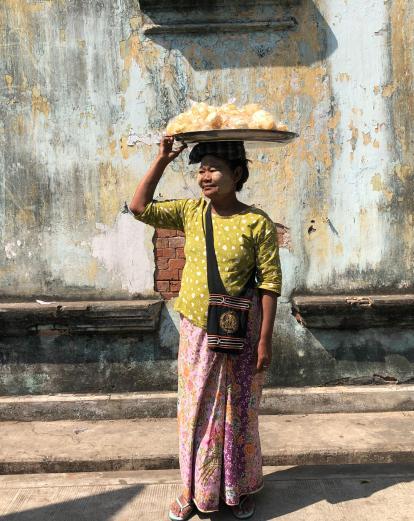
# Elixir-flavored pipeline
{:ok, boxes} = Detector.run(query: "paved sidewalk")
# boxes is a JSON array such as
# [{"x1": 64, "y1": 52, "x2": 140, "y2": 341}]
[
  {"x1": 0, "y1": 464, "x2": 413, "y2": 520},
  {"x1": 1, "y1": 411, "x2": 414, "y2": 474}
]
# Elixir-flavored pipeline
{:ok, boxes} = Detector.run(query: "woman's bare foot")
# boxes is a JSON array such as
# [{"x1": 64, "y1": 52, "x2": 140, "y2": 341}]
[
  {"x1": 169, "y1": 493, "x2": 194, "y2": 520},
  {"x1": 231, "y1": 494, "x2": 255, "y2": 519}
]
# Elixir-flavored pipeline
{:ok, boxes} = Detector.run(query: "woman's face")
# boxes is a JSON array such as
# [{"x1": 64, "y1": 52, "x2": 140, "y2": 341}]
[{"x1": 197, "y1": 154, "x2": 241, "y2": 198}]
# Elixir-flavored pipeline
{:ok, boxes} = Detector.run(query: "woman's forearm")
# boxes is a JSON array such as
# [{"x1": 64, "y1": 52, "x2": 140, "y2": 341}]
[
  {"x1": 259, "y1": 289, "x2": 278, "y2": 341},
  {"x1": 129, "y1": 155, "x2": 169, "y2": 215},
  {"x1": 129, "y1": 136, "x2": 186, "y2": 215}
]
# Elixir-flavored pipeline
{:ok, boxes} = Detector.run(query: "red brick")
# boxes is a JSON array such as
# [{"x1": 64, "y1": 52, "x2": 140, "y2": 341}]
[
  {"x1": 169, "y1": 258, "x2": 186, "y2": 270},
  {"x1": 178, "y1": 269, "x2": 183, "y2": 279},
  {"x1": 176, "y1": 230, "x2": 186, "y2": 237},
  {"x1": 155, "y1": 247, "x2": 175, "y2": 258},
  {"x1": 176, "y1": 247, "x2": 185, "y2": 258},
  {"x1": 161, "y1": 292, "x2": 175, "y2": 300},
  {"x1": 168, "y1": 237, "x2": 185, "y2": 248},
  {"x1": 170, "y1": 281, "x2": 181, "y2": 292},
  {"x1": 155, "y1": 238, "x2": 169, "y2": 248},
  {"x1": 157, "y1": 269, "x2": 179, "y2": 281},
  {"x1": 156, "y1": 229, "x2": 175, "y2": 238},
  {"x1": 155, "y1": 280, "x2": 169, "y2": 292},
  {"x1": 156, "y1": 258, "x2": 169, "y2": 270}
]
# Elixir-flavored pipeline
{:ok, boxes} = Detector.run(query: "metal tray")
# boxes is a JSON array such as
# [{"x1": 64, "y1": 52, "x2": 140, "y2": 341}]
[{"x1": 173, "y1": 129, "x2": 298, "y2": 144}]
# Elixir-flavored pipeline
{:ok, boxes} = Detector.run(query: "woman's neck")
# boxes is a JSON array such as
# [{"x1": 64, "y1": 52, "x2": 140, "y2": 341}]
[{"x1": 208, "y1": 193, "x2": 248, "y2": 216}]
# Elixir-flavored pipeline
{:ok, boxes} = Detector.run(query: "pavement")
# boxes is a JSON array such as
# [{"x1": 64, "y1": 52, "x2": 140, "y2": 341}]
[
  {"x1": 1, "y1": 411, "x2": 414, "y2": 474},
  {"x1": 1, "y1": 385, "x2": 413, "y2": 420},
  {"x1": 0, "y1": 464, "x2": 413, "y2": 520}
]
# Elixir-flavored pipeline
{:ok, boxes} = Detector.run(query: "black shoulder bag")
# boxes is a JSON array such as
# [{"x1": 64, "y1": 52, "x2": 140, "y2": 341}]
[{"x1": 205, "y1": 202, "x2": 256, "y2": 354}]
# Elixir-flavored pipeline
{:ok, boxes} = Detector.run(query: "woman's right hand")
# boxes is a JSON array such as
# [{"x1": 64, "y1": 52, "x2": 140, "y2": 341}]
[{"x1": 157, "y1": 136, "x2": 187, "y2": 163}]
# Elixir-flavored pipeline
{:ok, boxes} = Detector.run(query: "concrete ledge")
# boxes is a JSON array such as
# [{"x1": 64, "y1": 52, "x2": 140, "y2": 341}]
[
  {"x1": 259, "y1": 384, "x2": 414, "y2": 415},
  {"x1": 0, "y1": 385, "x2": 413, "y2": 421},
  {"x1": 0, "y1": 391, "x2": 178, "y2": 421},
  {"x1": 0, "y1": 412, "x2": 413, "y2": 474},
  {"x1": 139, "y1": 0, "x2": 301, "y2": 10},
  {"x1": 292, "y1": 294, "x2": 414, "y2": 329},
  {"x1": 0, "y1": 300, "x2": 163, "y2": 336},
  {"x1": 142, "y1": 19, "x2": 297, "y2": 35}
]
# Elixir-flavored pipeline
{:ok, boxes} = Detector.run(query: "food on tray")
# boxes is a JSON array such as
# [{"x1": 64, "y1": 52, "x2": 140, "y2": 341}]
[{"x1": 166, "y1": 102, "x2": 288, "y2": 134}]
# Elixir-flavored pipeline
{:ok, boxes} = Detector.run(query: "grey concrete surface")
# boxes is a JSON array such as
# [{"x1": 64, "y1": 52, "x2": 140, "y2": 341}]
[
  {"x1": 0, "y1": 465, "x2": 413, "y2": 520},
  {"x1": 1, "y1": 412, "x2": 413, "y2": 474},
  {"x1": 1, "y1": 385, "x2": 413, "y2": 421}
]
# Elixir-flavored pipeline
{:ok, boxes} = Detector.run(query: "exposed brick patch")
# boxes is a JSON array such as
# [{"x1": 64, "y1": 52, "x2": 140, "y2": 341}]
[
  {"x1": 153, "y1": 229, "x2": 186, "y2": 300},
  {"x1": 169, "y1": 258, "x2": 186, "y2": 270},
  {"x1": 153, "y1": 222, "x2": 287, "y2": 300}
]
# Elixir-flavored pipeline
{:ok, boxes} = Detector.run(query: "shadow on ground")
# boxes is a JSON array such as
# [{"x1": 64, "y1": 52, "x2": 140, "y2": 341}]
[{"x1": 1, "y1": 464, "x2": 413, "y2": 520}]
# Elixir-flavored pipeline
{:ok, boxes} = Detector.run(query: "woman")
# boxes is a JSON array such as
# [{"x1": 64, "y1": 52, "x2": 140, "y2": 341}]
[{"x1": 129, "y1": 136, "x2": 282, "y2": 520}]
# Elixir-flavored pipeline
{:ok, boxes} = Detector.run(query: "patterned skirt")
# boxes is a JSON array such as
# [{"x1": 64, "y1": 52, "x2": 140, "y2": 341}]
[{"x1": 177, "y1": 288, "x2": 265, "y2": 513}]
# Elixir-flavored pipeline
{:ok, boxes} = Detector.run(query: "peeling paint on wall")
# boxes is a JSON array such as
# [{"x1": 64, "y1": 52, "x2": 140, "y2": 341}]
[
  {"x1": 0, "y1": 0, "x2": 413, "y2": 301},
  {"x1": 91, "y1": 214, "x2": 155, "y2": 295}
]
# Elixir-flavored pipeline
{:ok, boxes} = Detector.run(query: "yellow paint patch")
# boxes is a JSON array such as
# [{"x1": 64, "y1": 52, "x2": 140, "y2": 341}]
[
  {"x1": 32, "y1": 85, "x2": 50, "y2": 119},
  {"x1": 16, "y1": 114, "x2": 25, "y2": 135},
  {"x1": 363, "y1": 132, "x2": 371, "y2": 145},
  {"x1": 348, "y1": 121, "x2": 359, "y2": 156},
  {"x1": 335, "y1": 243, "x2": 344, "y2": 255},
  {"x1": 371, "y1": 174, "x2": 393, "y2": 202},
  {"x1": 372, "y1": 139, "x2": 380, "y2": 148},
  {"x1": 4, "y1": 74, "x2": 13, "y2": 92},
  {"x1": 336, "y1": 72, "x2": 350, "y2": 82},
  {"x1": 374, "y1": 123, "x2": 386, "y2": 133},
  {"x1": 109, "y1": 140, "x2": 117, "y2": 156},
  {"x1": 120, "y1": 72, "x2": 129, "y2": 93},
  {"x1": 371, "y1": 173, "x2": 382, "y2": 191},
  {"x1": 99, "y1": 162, "x2": 120, "y2": 224},
  {"x1": 382, "y1": 83, "x2": 397, "y2": 97},
  {"x1": 305, "y1": 216, "x2": 330, "y2": 262},
  {"x1": 130, "y1": 16, "x2": 140, "y2": 30},
  {"x1": 77, "y1": 39, "x2": 86, "y2": 49},
  {"x1": 120, "y1": 134, "x2": 138, "y2": 160},
  {"x1": 334, "y1": 144, "x2": 342, "y2": 159},
  {"x1": 10, "y1": 114, "x2": 25, "y2": 136},
  {"x1": 87, "y1": 259, "x2": 99, "y2": 284},
  {"x1": 83, "y1": 191, "x2": 96, "y2": 221},
  {"x1": 394, "y1": 163, "x2": 411, "y2": 182},
  {"x1": 16, "y1": 208, "x2": 36, "y2": 227},
  {"x1": 328, "y1": 110, "x2": 341, "y2": 130},
  {"x1": 120, "y1": 34, "x2": 143, "y2": 72},
  {"x1": 59, "y1": 29, "x2": 66, "y2": 42},
  {"x1": 373, "y1": 85, "x2": 381, "y2": 95}
]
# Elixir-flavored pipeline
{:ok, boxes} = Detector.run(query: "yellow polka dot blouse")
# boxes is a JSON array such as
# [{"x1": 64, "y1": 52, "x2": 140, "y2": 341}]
[{"x1": 134, "y1": 197, "x2": 282, "y2": 330}]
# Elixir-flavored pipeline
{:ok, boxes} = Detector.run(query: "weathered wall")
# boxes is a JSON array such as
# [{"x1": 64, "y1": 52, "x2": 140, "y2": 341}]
[{"x1": 0, "y1": 0, "x2": 413, "y2": 392}]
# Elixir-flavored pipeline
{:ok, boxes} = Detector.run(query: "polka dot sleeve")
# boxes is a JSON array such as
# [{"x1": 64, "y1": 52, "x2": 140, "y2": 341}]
[
  {"x1": 132, "y1": 198, "x2": 189, "y2": 231},
  {"x1": 254, "y1": 218, "x2": 282, "y2": 296}
]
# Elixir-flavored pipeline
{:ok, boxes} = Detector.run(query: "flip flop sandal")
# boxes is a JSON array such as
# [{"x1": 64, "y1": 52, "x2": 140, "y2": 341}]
[
  {"x1": 168, "y1": 496, "x2": 195, "y2": 521},
  {"x1": 232, "y1": 495, "x2": 255, "y2": 519}
]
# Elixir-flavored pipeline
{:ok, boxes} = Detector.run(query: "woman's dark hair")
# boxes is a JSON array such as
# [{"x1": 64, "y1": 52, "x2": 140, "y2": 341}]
[{"x1": 226, "y1": 158, "x2": 250, "y2": 192}]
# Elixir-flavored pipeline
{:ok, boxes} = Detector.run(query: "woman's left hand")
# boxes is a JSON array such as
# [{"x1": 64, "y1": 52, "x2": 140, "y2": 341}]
[{"x1": 256, "y1": 338, "x2": 272, "y2": 372}]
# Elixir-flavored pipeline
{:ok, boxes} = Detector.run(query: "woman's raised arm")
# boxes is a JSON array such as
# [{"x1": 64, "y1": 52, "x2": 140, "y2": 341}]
[{"x1": 129, "y1": 136, "x2": 187, "y2": 215}]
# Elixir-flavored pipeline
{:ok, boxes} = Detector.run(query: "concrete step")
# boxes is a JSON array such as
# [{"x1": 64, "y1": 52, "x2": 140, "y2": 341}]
[
  {"x1": 1, "y1": 384, "x2": 413, "y2": 421},
  {"x1": 1, "y1": 411, "x2": 413, "y2": 475},
  {"x1": 1, "y1": 465, "x2": 414, "y2": 520}
]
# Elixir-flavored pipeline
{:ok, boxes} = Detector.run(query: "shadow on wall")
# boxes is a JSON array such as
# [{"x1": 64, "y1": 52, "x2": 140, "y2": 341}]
[
  {"x1": 140, "y1": 0, "x2": 337, "y2": 70},
  {"x1": 312, "y1": 327, "x2": 414, "y2": 364}
]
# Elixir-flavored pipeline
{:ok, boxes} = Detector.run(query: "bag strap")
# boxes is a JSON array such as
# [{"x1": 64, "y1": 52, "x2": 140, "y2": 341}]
[
  {"x1": 205, "y1": 202, "x2": 228, "y2": 294},
  {"x1": 205, "y1": 202, "x2": 256, "y2": 295}
]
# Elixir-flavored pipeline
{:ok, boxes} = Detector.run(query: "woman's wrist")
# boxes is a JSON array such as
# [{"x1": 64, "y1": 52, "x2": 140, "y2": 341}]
[
  {"x1": 154, "y1": 155, "x2": 171, "y2": 167},
  {"x1": 259, "y1": 333, "x2": 272, "y2": 343}
]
